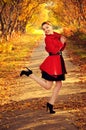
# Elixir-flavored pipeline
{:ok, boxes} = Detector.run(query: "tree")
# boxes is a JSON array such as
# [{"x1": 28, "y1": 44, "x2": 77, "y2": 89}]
[
  {"x1": 47, "y1": 0, "x2": 86, "y2": 33},
  {"x1": 0, "y1": 0, "x2": 21, "y2": 40},
  {"x1": 0, "y1": 0, "x2": 41, "y2": 41}
]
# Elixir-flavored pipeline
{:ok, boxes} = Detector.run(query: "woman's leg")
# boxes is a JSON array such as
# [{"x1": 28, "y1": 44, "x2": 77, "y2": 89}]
[
  {"x1": 49, "y1": 81, "x2": 62, "y2": 105},
  {"x1": 29, "y1": 74, "x2": 53, "y2": 90}
]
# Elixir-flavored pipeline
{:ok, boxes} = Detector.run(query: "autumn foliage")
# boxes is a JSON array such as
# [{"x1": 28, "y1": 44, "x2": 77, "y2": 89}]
[{"x1": 0, "y1": 0, "x2": 86, "y2": 41}]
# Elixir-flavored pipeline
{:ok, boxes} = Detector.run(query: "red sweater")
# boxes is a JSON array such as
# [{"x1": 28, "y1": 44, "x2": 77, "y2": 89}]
[{"x1": 40, "y1": 32, "x2": 67, "y2": 76}]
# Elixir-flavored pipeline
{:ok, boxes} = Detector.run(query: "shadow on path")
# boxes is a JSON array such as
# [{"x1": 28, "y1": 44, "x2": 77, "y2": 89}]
[{"x1": 1, "y1": 92, "x2": 85, "y2": 130}]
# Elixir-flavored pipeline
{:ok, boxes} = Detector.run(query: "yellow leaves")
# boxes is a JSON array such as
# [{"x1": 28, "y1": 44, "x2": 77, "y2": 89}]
[
  {"x1": 26, "y1": 3, "x2": 50, "y2": 31},
  {"x1": 0, "y1": 86, "x2": 10, "y2": 105},
  {"x1": 50, "y1": 0, "x2": 86, "y2": 32},
  {"x1": 3, "y1": 0, "x2": 10, "y2": 3},
  {"x1": 18, "y1": 1, "x2": 39, "y2": 21},
  {"x1": 0, "y1": 41, "x2": 13, "y2": 53},
  {"x1": 0, "y1": 78, "x2": 4, "y2": 86},
  {"x1": 0, "y1": 34, "x2": 42, "y2": 106},
  {"x1": 3, "y1": 0, "x2": 12, "y2": 4}
]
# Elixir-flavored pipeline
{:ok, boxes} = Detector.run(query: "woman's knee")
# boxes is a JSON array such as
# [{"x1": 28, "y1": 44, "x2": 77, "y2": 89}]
[
  {"x1": 46, "y1": 85, "x2": 52, "y2": 90},
  {"x1": 46, "y1": 81, "x2": 53, "y2": 90}
]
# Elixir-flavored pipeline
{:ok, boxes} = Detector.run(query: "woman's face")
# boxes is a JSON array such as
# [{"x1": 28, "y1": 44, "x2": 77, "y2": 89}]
[{"x1": 42, "y1": 24, "x2": 53, "y2": 35}]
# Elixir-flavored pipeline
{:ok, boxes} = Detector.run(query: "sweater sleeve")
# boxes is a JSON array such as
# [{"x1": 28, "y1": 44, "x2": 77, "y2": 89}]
[{"x1": 45, "y1": 37, "x2": 65, "y2": 54}]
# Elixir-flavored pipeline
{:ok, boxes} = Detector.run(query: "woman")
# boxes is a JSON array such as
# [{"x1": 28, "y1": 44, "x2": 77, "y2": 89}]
[{"x1": 20, "y1": 21, "x2": 67, "y2": 114}]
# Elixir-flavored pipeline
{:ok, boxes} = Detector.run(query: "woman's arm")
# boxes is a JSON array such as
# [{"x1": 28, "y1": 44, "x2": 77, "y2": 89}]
[
  {"x1": 60, "y1": 36, "x2": 67, "y2": 51},
  {"x1": 60, "y1": 36, "x2": 66, "y2": 44}
]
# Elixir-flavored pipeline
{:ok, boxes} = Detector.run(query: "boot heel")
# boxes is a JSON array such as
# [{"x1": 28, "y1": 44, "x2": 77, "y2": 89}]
[
  {"x1": 46, "y1": 102, "x2": 55, "y2": 114},
  {"x1": 20, "y1": 68, "x2": 32, "y2": 77}
]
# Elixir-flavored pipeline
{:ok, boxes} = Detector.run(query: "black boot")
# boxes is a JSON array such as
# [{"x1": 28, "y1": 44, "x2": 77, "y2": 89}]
[
  {"x1": 20, "y1": 67, "x2": 32, "y2": 76},
  {"x1": 47, "y1": 102, "x2": 55, "y2": 114}
]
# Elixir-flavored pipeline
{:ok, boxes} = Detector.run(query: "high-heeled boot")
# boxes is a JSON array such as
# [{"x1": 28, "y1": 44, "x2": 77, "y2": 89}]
[
  {"x1": 20, "y1": 67, "x2": 32, "y2": 76},
  {"x1": 47, "y1": 102, "x2": 55, "y2": 114}
]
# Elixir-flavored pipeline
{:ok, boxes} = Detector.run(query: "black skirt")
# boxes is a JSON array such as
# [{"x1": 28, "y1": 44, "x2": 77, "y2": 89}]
[{"x1": 42, "y1": 71, "x2": 65, "y2": 81}]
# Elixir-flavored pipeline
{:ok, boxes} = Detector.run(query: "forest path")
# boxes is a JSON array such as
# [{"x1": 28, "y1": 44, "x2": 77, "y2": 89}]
[{"x1": 0, "y1": 39, "x2": 86, "y2": 130}]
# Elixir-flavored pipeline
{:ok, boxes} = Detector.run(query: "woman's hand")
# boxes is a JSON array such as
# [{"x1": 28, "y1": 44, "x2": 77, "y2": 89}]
[{"x1": 60, "y1": 36, "x2": 66, "y2": 44}]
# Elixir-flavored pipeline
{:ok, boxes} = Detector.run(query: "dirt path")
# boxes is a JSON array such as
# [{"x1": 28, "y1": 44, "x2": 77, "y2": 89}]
[{"x1": 0, "y1": 40, "x2": 86, "y2": 130}]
